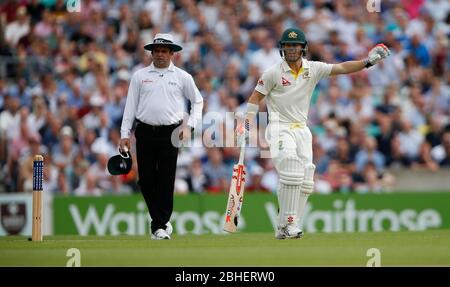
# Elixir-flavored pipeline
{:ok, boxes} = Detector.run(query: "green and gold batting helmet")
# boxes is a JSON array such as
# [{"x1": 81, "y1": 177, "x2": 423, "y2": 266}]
[
  {"x1": 278, "y1": 28, "x2": 308, "y2": 58},
  {"x1": 279, "y1": 28, "x2": 307, "y2": 46}
]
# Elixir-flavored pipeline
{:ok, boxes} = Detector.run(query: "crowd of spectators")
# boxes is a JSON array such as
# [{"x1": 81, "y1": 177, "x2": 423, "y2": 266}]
[{"x1": 0, "y1": 0, "x2": 449, "y2": 196}]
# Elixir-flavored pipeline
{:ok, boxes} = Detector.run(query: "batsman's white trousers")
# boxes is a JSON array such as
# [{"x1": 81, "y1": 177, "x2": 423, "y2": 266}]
[{"x1": 265, "y1": 122, "x2": 313, "y2": 169}]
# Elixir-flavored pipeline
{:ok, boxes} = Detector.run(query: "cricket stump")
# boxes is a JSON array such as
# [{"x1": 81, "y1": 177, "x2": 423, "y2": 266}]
[{"x1": 32, "y1": 155, "x2": 44, "y2": 241}]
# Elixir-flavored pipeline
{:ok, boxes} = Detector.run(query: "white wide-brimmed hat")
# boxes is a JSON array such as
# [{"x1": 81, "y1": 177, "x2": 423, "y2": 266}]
[{"x1": 144, "y1": 33, "x2": 183, "y2": 52}]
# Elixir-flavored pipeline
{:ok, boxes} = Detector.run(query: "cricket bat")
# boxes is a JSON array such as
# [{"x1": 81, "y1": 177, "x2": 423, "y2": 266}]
[{"x1": 224, "y1": 140, "x2": 246, "y2": 233}]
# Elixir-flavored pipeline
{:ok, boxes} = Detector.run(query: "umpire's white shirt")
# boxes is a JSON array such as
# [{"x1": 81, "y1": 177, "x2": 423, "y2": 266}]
[{"x1": 121, "y1": 62, "x2": 203, "y2": 139}]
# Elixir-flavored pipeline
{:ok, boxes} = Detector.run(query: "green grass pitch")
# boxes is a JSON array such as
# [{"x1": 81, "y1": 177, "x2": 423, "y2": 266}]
[{"x1": 1, "y1": 230, "x2": 449, "y2": 266}]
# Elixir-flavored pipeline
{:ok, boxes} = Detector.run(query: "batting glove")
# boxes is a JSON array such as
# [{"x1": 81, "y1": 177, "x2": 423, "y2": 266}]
[
  {"x1": 236, "y1": 102, "x2": 258, "y2": 147},
  {"x1": 365, "y1": 44, "x2": 391, "y2": 68},
  {"x1": 235, "y1": 120, "x2": 249, "y2": 147}
]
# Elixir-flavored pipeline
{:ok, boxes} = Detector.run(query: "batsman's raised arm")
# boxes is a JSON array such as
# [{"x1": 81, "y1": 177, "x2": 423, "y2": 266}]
[{"x1": 330, "y1": 44, "x2": 391, "y2": 76}]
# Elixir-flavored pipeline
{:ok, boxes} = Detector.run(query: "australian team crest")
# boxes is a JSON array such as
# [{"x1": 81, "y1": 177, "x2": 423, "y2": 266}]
[
  {"x1": 1, "y1": 202, "x2": 27, "y2": 235},
  {"x1": 288, "y1": 31, "x2": 298, "y2": 39},
  {"x1": 303, "y1": 69, "x2": 310, "y2": 79}
]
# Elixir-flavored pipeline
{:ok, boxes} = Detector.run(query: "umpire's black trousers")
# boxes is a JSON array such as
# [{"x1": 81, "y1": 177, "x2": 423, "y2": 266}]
[{"x1": 135, "y1": 120, "x2": 181, "y2": 234}]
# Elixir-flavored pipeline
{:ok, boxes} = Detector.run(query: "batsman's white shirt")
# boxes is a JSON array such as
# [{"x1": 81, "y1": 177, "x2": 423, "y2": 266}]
[
  {"x1": 255, "y1": 58, "x2": 332, "y2": 124},
  {"x1": 121, "y1": 62, "x2": 203, "y2": 139},
  {"x1": 255, "y1": 58, "x2": 333, "y2": 165}
]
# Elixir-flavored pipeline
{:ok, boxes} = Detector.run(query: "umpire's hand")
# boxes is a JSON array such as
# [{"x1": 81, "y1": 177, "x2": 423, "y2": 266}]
[
  {"x1": 178, "y1": 126, "x2": 192, "y2": 141},
  {"x1": 119, "y1": 138, "x2": 131, "y2": 153}
]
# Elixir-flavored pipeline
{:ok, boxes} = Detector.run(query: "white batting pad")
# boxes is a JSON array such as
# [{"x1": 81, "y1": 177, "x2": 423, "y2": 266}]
[
  {"x1": 297, "y1": 163, "x2": 315, "y2": 227},
  {"x1": 278, "y1": 155, "x2": 303, "y2": 185},
  {"x1": 277, "y1": 156, "x2": 303, "y2": 227},
  {"x1": 278, "y1": 185, "x2": 302, "y2": 227}
]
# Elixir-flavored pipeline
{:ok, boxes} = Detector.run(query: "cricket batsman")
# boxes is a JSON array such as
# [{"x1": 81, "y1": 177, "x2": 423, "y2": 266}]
[{"x1": 236, "y1": 28, "x2": 390, "y2": 239}]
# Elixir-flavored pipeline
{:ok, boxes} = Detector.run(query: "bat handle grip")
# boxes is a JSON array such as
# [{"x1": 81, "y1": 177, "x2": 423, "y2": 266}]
[{"x1": 238, "y1": 141, "x2": 245, "y2": 165}]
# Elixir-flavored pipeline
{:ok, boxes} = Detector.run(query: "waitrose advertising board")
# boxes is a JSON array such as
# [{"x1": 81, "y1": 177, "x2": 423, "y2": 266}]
[{"x1": 53, "y1": 193, "x2": 450, "y2": 235}]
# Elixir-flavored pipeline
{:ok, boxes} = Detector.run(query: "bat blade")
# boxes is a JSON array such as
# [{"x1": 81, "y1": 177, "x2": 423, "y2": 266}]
[{"x1": 224, "y1": 163, "x2": 246, "y2": 233}]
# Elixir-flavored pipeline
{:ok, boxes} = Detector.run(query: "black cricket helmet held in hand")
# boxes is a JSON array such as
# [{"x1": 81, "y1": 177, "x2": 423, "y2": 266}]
[{"x1": 108, "y1": 150, "x2": 132, "y2": 175}]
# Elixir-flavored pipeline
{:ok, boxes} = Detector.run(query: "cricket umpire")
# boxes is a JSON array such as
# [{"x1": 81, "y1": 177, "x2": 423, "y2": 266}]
[{"x1": 120, "y1": 33, "x2": 203, "y2": 240}]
